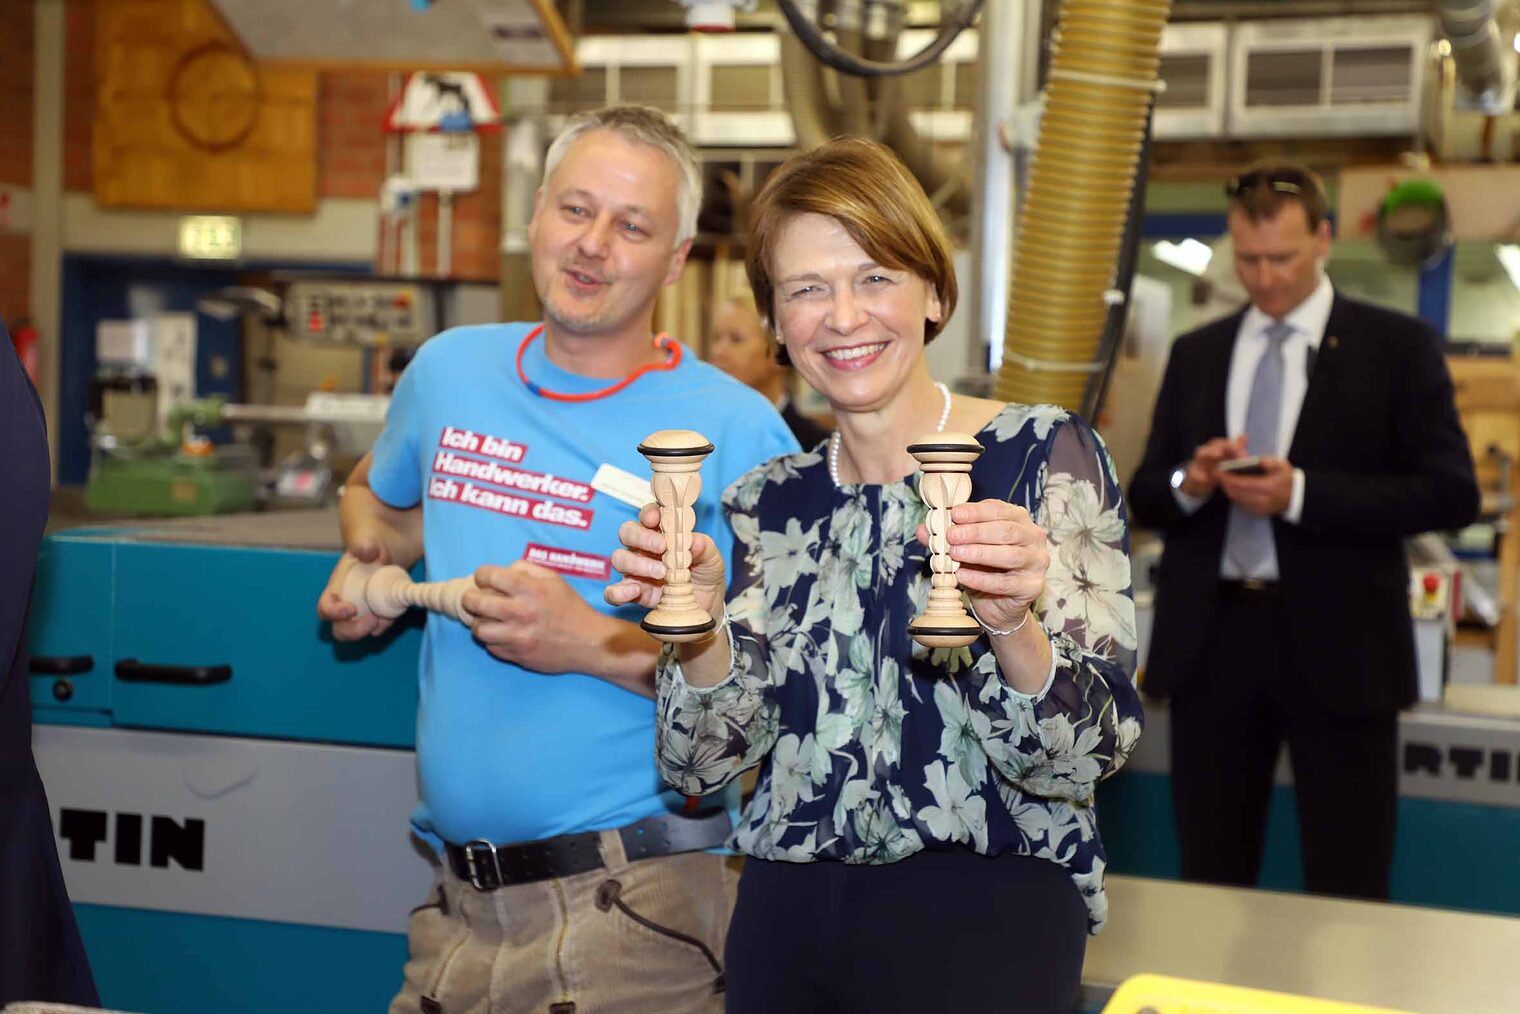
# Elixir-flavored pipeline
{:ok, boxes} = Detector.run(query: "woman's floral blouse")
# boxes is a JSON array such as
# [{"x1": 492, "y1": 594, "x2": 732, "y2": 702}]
[{"x1": 656, "y1": 404, "x2": 1144, "y2": 932}]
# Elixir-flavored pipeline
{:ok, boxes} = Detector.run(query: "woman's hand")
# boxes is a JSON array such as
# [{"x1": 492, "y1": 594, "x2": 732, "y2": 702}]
[
  {"x1": 916, "y1": 499, "x2": 1049, "y2": 631},
  {"x1": 605, "y1": 503, "x2": 729, "y2": 621}
]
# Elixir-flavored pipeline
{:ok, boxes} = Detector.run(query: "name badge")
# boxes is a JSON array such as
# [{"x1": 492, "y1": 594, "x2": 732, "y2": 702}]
[
  {"x1": 523, "y1": 543, "x2": 612, "y2": 581},
  {"x1": 591, "y1": 463, "x2": 654, "y2": 510}
]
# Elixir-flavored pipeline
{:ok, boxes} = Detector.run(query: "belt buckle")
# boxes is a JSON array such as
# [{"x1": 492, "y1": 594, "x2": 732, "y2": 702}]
[{"x1": 463, "y1": 839, "x2": 502, "y2": 891}]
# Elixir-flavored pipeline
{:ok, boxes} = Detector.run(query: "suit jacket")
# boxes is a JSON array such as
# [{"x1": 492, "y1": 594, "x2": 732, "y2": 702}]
[
  {"x1": 1128, "y1": 293, "x2": 1480, "y2": 716},
  {"x1": 0, "y1": 324, "x2": 99, "y2": 1005}
]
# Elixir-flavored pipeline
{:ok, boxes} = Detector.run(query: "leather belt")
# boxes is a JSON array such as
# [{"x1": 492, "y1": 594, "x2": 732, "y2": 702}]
[
  {"x1": 444, "y1": 808, "x2": 732, "y2": 892},
  {"x1": 1219, "y1": 578, "x2": 1282, "y2": 600}
]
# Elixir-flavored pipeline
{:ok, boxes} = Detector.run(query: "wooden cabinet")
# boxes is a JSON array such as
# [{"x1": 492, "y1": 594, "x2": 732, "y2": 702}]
[{"x1": 1449, "y1": 354, "x2": 1520, "y2": 684}]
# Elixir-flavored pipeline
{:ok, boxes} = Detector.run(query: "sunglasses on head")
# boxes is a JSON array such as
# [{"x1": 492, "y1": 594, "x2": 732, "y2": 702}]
[{"x1": 1224, "y1": 170, "x2": 1314, "y2": 199}]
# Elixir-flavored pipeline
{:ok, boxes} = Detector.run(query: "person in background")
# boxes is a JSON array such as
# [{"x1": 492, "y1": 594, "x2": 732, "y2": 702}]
[
  {"x1": 0, "y1": 318, "x2": 100, "y2": 1006},
  {"x1": 317, "y1": 105, "x2": 796, "y2": 1014},
  {"x1": 706, "y1": 290, "x2": 829, "y2": 450},
  {"x1": 610, "y1": 137, "x2": 1142, "y2": 1014},
  {"x1": 1128, "y1": 162, "x2": 1479, "y2": 900}
]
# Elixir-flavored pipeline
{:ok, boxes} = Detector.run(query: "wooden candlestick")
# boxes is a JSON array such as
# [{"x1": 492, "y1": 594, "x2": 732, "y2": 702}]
[
  {"x1": 908, "y1": 432, "x2": 985, "y2": 649},
  {"x1": 637, "y1": 429, "x2": 717, "y2": 643},
  {"x1": 340, "y1": 562, "x2": 474, "y2": 625}
]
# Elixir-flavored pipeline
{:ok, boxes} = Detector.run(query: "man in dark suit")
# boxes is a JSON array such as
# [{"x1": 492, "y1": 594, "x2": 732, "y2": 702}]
[
  {"x1": 1128, "y1": 164, "x2": 1480, "y2": 900},
  {"x1": 1, "y1": 319, "x2": 99, "y2": 1004}
]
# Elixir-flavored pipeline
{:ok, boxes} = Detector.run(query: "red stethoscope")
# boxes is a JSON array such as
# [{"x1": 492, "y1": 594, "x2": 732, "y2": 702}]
[{"x1": 515, "y1": 323, "x2": 681, "y2": 403}]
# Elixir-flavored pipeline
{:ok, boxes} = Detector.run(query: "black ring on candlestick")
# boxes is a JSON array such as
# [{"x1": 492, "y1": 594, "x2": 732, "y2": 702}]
[
  {"x1": 906, "y1": 441, "x2": 982, "y2": 455},
  {"x1": 637, "y1": 442, "x2": 715, "y2": 457},
  {"x1": 641, "y1": 617, "x2": 718, "y2": 636},
  {"x1": 907, "y1": 622, "x2": 978, "y2": 636}
]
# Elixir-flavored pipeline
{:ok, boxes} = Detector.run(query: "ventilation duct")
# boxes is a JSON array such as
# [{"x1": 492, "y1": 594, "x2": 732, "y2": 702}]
[
  {"x1": 775, "y1": 0, "x2": 973, "y2": 218},
  {"x1": 995, "y1": 0, "x2": 1172, "y2": 410},
  {"x1": 1442, "y1": 0, "x2": 1509, "y2": 108}
]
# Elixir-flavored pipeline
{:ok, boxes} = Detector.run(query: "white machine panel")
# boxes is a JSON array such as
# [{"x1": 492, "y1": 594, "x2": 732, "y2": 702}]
[
  {"x1": 35, "y1": 725, "x2": 434, "y2": 934},
  {"x1": 286, "y1": 280, "x2": 437, "y2": 346}
]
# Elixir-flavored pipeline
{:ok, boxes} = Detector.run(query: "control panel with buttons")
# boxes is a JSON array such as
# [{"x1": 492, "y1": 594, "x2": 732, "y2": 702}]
[{"x1": 285, "y1": 281, "x2": 437, "y2": 346}]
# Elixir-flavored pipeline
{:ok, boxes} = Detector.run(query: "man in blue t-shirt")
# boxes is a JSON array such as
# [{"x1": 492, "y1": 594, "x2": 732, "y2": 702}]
[{"x1": 318, "y1": 106, "x2": 796, "y2": 1014}]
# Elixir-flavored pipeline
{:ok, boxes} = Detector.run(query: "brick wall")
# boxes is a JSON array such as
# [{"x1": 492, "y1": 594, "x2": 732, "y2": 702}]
[
  {"x1": 57, "y1": 2, "x2": 502, "y2": 279},
  {"x1": 413, "y1": 127, "x2": 503, "y2": 281},
  {"x1": 320, "y1": 71, "x2": 504, "y2": 279},
  {"x1": 0, "y1": 1, "x2": 33, "y2": 326},
  {"x1": 0, "y1": 1, "x2": 33, "y2": 189},
  {"x1": 0, "y1": 233, "x2": 30, "y2": 327},
  {"x1": 318, "y1": 72, "x2": 391, "y2": 200},
  {"x1": 63, "y1": 0, "x2": 94, "y2": 193}
]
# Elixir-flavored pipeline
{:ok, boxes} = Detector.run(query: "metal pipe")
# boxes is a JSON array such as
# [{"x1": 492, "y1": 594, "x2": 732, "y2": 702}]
[
  {"x1": 219, "y1": 404, "x2": 330, "y2": 425},
  {"x1": 500, "y1": 78, "x2": 546, "y2": 323},
  {"x1": 833, "y1": 0, "x2": 874, "y2": 137},
  {"x1": 438, "y1": 189, "x2": 453, "y2": 277},
  {"x1": 781, "y1": 28, "x2": 841, "y2": 150},
  {"x1": 1171, "y1": 0, "x2": 1430, "y2": 15},
  {"x1": 1082, "y1": 102, "x2": 1156, "y2": 423},
  {"x1": 970, "y1": 0, "x2": 1024, "y2": 370},
  {"x1": 861, "y1": 33, "x2": 969, "y2": 218},
  {"x1": 1441, "y1": 0, "x2": 1507, "y2": 100}
]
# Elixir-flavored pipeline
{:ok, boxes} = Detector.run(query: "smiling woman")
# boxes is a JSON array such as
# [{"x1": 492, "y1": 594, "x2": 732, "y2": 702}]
[{"x1": 607, "y1": 137, "x2": 1145, "y2": 1014}]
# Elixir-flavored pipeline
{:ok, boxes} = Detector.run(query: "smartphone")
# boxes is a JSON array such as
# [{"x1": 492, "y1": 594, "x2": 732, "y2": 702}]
[{"x1": 1218, "y1": 456, "x2": 1267, "y2": 477}]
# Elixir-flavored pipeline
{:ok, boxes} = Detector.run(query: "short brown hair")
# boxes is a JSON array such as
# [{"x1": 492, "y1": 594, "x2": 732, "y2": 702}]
[
  {"x1": 1225, "y1": 162, "x2": 1329, "y2": 230},
  {"x1": 746, "y1": 137, "x2": 957, "y2": 347}
]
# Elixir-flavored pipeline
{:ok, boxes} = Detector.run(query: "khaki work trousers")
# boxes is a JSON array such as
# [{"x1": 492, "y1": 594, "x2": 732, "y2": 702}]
[{"x1": 390, "y1": 833, "x2": 735, "y2": 1014}]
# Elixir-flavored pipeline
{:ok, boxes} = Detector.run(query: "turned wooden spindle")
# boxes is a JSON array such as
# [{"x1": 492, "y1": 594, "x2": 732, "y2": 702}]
[
  {"x1": 908, "y1": 432, "x2": 985, "y2": 649},
  {"x1": 340, "y1": 562, "x2": 474, "y2": 625},
  {"x1": 637, "y1": 429, "x2": 717, "y2": 643}
]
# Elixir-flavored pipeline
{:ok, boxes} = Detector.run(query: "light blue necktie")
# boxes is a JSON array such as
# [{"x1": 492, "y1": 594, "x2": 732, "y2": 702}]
[{"x1": 1224, "y1": 319, "x2": 1292, "y2": 576}]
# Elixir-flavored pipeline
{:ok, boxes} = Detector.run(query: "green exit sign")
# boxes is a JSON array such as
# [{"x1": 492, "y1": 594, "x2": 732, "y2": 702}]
[{"x1": 178, "y1": 215, "x2": 243, "y2": 261}]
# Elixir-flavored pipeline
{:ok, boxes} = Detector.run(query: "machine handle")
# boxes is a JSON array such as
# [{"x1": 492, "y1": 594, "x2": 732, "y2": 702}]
[
  {"x1": 29, "y1": 655, "x2": 95, "y2": 676},
  {"x1": 115, "y1": 659, "x2": 232, "y2": 685}
]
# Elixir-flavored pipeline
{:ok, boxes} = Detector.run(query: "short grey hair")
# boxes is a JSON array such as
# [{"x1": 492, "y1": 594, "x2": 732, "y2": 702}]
[{"x1": 542, "y1": 105, "x2": 702, "y2": 245}]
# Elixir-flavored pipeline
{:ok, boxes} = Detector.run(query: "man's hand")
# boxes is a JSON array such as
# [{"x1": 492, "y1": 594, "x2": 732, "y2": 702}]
[
  {"x1": 317, "y1": 538, "x2": 396, "y2": 641},
  {"x1": 464, "y1": 561, "x2": 604, "y2": 673},
  {"x1": 1219, "y1": 456, "x2": 1294, "y2": 517},
  {"x1": 1179, "y1": 436, "x2": 1248, "y2": 498}
]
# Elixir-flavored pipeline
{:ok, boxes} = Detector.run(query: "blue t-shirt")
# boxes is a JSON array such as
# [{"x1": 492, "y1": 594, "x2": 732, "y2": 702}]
[{"x1": 368, "y1": 322, "x2": 798, "y2": 847}]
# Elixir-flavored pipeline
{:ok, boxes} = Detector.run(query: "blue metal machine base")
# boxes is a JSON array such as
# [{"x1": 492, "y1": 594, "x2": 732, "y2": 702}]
[
  {"x1": 1098, "y1": 768, "x2": 1520, "y2": 916},
  {"x1": 75, "y1": 904, "x2": 407, "y2": 1014}
]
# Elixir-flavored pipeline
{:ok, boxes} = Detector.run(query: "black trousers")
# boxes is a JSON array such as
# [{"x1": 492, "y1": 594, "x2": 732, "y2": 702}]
[
  {"x1": 1169, "y1": 589, "x2": 1398, "y2": 900},
  {"x1": 724, "y1": 849, "x2": 1087, "y2": 1014}
]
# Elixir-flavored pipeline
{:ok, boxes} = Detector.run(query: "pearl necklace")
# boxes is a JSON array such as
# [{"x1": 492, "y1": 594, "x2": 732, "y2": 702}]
[{"x1": 829, "y1": 382, "x2": 951, "y2": 488}]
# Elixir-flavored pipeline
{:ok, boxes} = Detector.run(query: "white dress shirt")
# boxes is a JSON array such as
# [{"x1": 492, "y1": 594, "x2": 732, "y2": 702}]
[{"x1": 1173, "y1": 274, "x2": 1333, "y2": 578}]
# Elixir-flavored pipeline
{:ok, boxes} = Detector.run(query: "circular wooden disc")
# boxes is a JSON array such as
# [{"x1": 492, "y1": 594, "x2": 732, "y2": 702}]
[{"x1": 168, "y1": 42, "x2": 262, "y2": 153}]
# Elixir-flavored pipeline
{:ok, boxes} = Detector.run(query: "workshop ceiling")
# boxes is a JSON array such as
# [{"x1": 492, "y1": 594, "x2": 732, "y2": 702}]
[
  {"x1": 576, "y1": 0, "x2": 1437, "y2": 33},
  {"x1": 207, "y1": 0, "x2": 576, "y2": 73}
]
